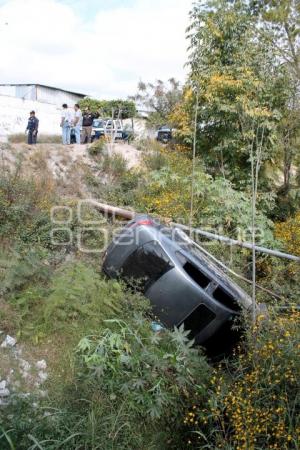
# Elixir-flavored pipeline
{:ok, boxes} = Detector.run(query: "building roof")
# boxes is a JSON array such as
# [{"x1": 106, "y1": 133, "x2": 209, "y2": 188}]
[{"x1": 0, "y1": 83, "x2": 87, "y2": 97}]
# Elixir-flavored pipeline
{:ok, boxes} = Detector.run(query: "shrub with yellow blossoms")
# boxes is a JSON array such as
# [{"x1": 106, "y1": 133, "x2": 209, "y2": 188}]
[
  {"x1": 184, "y1": 310, "x2": 300, "y2": 449},
  {"x1": 275, "y1": 212, "x2": 300, "y2": 256}
]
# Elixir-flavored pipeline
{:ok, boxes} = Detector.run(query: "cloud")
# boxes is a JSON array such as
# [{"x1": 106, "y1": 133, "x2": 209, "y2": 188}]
[{"x1": 0, "y1": 0, "x2": 192, "y2": 98}]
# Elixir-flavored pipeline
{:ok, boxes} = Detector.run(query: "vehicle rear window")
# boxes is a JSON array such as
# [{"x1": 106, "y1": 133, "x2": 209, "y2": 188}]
[
  {"x1": 213, "y1": 287, "x2": 240, "y2": 312},
  {"x1": 121, "y1": 241, "x2": 173, "y2": 292},
  {"x1": 180, "y1": 304, "x2": 215, "y2": 339},
  {"x1": 93, "y1": 120, "x2": 104, "y2": 127},
  {"x1": 183, "y1": 261, "x2": 211, "y2": 288}
]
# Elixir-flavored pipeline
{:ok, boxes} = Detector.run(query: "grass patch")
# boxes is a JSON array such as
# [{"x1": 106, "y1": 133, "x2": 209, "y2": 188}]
[
  {"x1": 101, "y1": 152, "x2": 128, "y2": 179},
  {"x1": 6, "y1": 261, "x2": 135, "y2": 341},
  {"x1": 88, "y1": 137, "x2": 106, "y2": 156},
  {"x1": 8, "y1": 133, "x2": 61, "y2": 144},
  {"x1": 143, "y1": 150, "x2": 168, "y2": 171},
  {"x1": 135, "y1": 138, "x2": 165, "y2": 153}
]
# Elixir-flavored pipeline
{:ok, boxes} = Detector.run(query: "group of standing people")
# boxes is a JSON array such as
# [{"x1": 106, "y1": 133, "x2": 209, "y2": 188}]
[
  {"x1": 61, "y1": 103, "x2": 96, "y2": 145},
  {"x1": 60, "y1": 103, "x2": 81, "y2": 145},
  {"x1": 25, "y1": 104, "x2": 96, "y2": 145}
]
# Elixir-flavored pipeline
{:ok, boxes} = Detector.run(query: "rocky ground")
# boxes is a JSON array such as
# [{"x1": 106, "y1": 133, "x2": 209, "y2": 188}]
[
  {"x1": 0, "y1": 140, "x2": 142, "y2": 201},
  {"x1": 1, "y1": 141, "x2": 141, "y2": 175},
  {"x1": 106, "y1": 141, "x2": 141, "y2": 169},
  {"x1": 0, "y1": 333, "x2": 48, "y2": 407}
]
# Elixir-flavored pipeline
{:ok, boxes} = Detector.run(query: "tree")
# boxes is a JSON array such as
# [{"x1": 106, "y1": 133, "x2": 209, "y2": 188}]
[
  {"x1": 250, "y1": 0, "x2": 300, "y2": 192},
  {"x1": 130, "y1": 78, "x2": 183, "y2": 128},
  {"x1": 185, "y1": 0, "x2": 288, "y2": 186},
  {"x1": 168, "y1": 87, "x2": 195, "y2": 147},
  {"x1": 278, "y1": 103, "x2": 300, "y2": 190},
  {"x1": 251, "y1": 0, "x2": 300, "y2": 82},
  {"x1": 78, "y1": 98, "x2": 136, "y2": 119}
]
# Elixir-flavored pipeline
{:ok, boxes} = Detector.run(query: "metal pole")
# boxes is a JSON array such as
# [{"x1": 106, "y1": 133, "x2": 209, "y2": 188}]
[
  {"x1": 86, "y1": 200, "x2": 300, "y2": 263},
  {"x1": 170, "y1": 222, "x2": 300, "y2": 263}
]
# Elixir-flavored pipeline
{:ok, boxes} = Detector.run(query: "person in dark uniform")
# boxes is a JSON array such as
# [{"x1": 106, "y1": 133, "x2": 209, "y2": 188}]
[
  {"x1": 81, "y1": 107, "x2": 96, "y2": 143},
  {"x1": 26, "y1": 111, "x2": 39, "y2": 145}
]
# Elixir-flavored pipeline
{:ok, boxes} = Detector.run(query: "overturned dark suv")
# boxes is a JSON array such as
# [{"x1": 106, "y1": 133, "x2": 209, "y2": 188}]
[{"x1": 102, "y1": 215, "x2": 252, "y2": 352}]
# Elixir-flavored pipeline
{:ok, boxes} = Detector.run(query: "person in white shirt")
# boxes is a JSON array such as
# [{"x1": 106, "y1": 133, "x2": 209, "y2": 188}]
[
  {"x1": 73, "y1": 104, "x2": 82, "y2": 144},
  {"x1": 60, "y1": 104, "x2": 73, "y2": 145}
]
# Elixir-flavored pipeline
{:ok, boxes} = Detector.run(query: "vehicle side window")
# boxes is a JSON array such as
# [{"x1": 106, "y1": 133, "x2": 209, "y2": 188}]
[{"x1": 122, "y1": 241, "x2": 173, "y2": 292}]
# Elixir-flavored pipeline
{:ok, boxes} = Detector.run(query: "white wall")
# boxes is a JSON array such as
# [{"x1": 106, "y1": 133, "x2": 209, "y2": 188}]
[
  {"x1": 0, "y1": 95, "x2": 154, "y2": 142},
  {"x1": 123, "y1": 118, "x2": 155, "y2": 139},
  {"x1": 0, "y1": 85, "x2": 17, "y2": 97},
  {"x1": 0, "y1": 85, "x2": 37, "y2": 101},
  {"x1": 0, "y1": 95, "x2": 62, "y2": 139}
]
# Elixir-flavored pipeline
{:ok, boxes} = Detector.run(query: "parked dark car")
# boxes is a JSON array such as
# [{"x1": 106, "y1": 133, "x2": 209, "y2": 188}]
[
  {"x1": 156, "y1": 126, "x2": 172, "y2": 144},
  {"x1": 102, "y1": 215, "x2": 252, "y2": 353}
]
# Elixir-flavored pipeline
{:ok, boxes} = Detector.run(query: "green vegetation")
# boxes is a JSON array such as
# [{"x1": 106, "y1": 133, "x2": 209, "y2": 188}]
[
  {"x1": 0, "y1": 164, "x2": 212, "y2": 448},
  {"x1": 8, "y1": 133, "x2": 61, "y2": 144},
  {"x1": 1, "y1": 142, "x2": 299, "y2": 450},
  {"x1": 100, "y1": 152, "x2": 128, "y2": 180},
  {"x1": 184, "y1": 309, "x2": 300, "y2": 449},
  {"x1": 88, "y1": 136, "x2": 106, "y2": 156},
  {"x1": 130, "y1": 78, "x2": 183, "y2": 128},
  {"x1": 0, "y1": 0, "x2": 299, "y2": 448},
  {"x1": 170, "y1": 0, "x2": 300, "y2": 208},
  {"x1": 87, "y1": 144, "x2": 276, "y2": 245},
  {"x1": 78, "y1": 98, "x2": 136, "y2": 119}
]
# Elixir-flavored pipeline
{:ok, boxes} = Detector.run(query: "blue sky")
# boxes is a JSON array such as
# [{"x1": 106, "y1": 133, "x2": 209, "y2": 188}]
[{"x1": 0, "y1": 0, "x2": 192, "y2": 98}]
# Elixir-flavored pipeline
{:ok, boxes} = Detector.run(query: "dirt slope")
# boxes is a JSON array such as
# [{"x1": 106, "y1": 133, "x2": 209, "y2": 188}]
[{"x1": 0, "y1": 141, "x2": 141, "y2": 196}]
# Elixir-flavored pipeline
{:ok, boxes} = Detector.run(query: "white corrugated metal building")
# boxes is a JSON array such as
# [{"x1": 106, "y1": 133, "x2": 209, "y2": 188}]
[
  {"x1": 0, "y1": 84, "x2": 86, "y2": 106},
  {"x1": 0, "y1": 84, "x2": 87, "y2": 138}
]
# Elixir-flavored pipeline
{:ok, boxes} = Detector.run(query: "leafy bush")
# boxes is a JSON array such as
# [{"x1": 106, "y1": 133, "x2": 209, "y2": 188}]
[
  {"x1": 0, "y1": 280, "x2": 211, "y2": 450},
  {"x1": 136, "y1": 149, "x2": 275, "y2": 245},
  {"x1": 8, "y1": 262, "x2": 128, "y2": 340},
  {"x1": 184, "y1": 310, "x2": 300, "y2": 449},
  {"x1": 73, "y1": 319, "x2": 211, "y2": 449},
  {"x1": 101, "y1": 152, "x2": 128, "y2": 179},
  {"x1": 43, "y1": 263, "x2": 121, "y2": 330},
  {"x1": 275, "y1": 211, "x2": 300, "y2": 256},
  {"x1": 88, "y1": 137, "x2": 106, "y2": 156},
  {"x1": 86, "y1": 167, "x2": 142, "y2": 210},
  {"x1": 265, "y1": 212, "x2": 300, "y2": 301},
  {"x1": 77, "y1": 320, "x2": 209, "y2": 416},
  {"x1": 85, "y1": 144, "x2": 276, "y2": 247},
  {"x1": 0, "y1": 246, "x2": 51, "y2": 296},
  {"x1": 0, "y1": 166, "x2": 55, "y2": 243},
  {"x1": 135, "y1": 138, "x2": 164, "y2": 153},
  {"x1": 143, "y1": 150, "x2": 168, "y2": 171}
]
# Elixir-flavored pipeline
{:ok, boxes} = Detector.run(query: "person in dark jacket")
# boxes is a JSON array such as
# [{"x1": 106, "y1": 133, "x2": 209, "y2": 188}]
[
  {"x1": 81, "y1": 107, "x2": 95, "y2": 143},
  {"x1": 26, "y1": 111, "x2": 39, "y2": 145}
]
